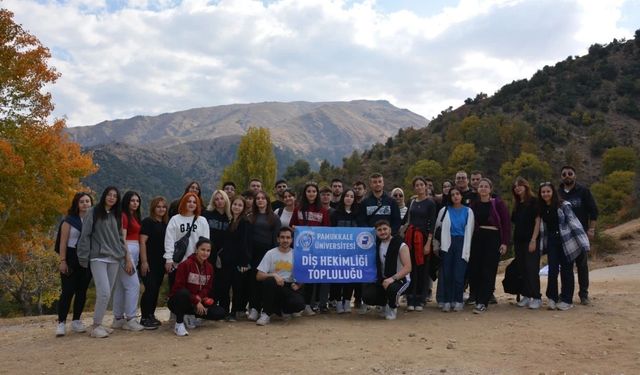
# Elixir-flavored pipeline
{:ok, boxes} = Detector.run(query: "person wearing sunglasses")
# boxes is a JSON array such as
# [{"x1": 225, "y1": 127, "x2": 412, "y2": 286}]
[{"x1": 557, "y1": 166, "x2": 598, "y2": 306}]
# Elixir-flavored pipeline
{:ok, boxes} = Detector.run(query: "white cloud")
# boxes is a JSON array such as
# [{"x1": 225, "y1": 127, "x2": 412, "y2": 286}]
[{"x1": 3, "y1": 0, "x2": 638, "y2": 126}]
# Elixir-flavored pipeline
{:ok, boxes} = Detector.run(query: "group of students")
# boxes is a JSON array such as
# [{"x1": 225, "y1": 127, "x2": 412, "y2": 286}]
[{"x1": 54, "y1": 165, "x2": 597, "y2": 338}]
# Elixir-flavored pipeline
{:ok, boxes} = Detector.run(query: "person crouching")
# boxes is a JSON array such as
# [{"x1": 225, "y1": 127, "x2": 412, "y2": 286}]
[
  {"x1": 363, "y1": 220, "x2": 412, "y2": 320},
  {"x1": 167, "y1": 237, "x2": 225, "y2": 336},
  {"x1": 255, "y1": 227, "x2": 305, "y2": 326}
]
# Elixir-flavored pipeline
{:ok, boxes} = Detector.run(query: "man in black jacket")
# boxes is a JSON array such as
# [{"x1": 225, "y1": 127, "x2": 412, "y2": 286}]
[
  {"x1": 360, "y1": 173, "x2": 401, "y2": 234},
  {"x1": 558, "y1": 166, "x2": 598, "y2": 305}
]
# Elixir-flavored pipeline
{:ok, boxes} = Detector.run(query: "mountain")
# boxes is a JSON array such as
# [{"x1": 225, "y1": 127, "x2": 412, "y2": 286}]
[
  {"x1": 69, "y1": 100, "x2": 427, "y2": 201},
  {"x1": 328, "y1": 34, "x2": 640, "y2": 191}
]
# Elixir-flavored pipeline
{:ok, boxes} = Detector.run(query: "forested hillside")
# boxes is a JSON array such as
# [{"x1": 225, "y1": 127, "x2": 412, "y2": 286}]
[{"x1": 292, "y1": 31, "x2": 640, "y2": 224}]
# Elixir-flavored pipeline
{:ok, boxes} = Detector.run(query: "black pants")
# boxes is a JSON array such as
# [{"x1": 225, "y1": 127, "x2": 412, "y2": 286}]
[
  {"x1": 248, "y1": 242, "x2": 272, "y2": 311},
  {"x1": 575, "y1": 251, "x2": 589, "y2": 299},
  {"x1": 304, "y1": 283, "x2": 318, "y2": 305},
  {"x1": 546, "y1": 234, "x2": 575, "y2": 304},
  {"x1": 353, "y1": 284, "x2": 363, "y2": 306},
  {"x1": 57, "y1": 247, "x2": 92, "y2": 323},
  {"x1": 469, "y1": 229, "x2": 501, "y2": 306},
  {"x1": 215, "y1": 265, "x2": 246, "y2": 314},
  {"x1": 514, "y1": 241, "x2": 541, "y2": 299},
  {"x1": 140, "y1": 261, "x2": 165, "y2": 318},
  {"x1": 167, "y1": 288, "x2": 226, "y2": 324},
  {"x1": 362, "y1": 279, "x2": 409, "y2": 309},
  {"x1": 407, "y1": 249, "x2": 425, "y2": 306},
  {"x1": 261, "y1": 278, "x2": 305, "y2": 315}
]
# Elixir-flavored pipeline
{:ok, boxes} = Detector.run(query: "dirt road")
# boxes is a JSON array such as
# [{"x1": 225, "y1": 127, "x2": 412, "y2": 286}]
[{"x1": 1, "y1": 263, "x2": 639, "y2": 375}]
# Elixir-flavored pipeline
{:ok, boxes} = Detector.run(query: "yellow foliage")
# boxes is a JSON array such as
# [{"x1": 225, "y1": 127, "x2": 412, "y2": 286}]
[
  {"x1": 0, "y1": 233, "x2": 60, "y2": 315},
  {"x1": 221, "y1": 127, "x2": 277, "y2": 193}
]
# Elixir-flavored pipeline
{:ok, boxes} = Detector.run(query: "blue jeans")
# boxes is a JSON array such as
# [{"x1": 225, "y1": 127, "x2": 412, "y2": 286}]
[
  {"x1": 442, "y1": 236, "x2": 468, "y2": 304},
  {"x1": 546, "y1": 234, "x2": 575, "y2": 304}
]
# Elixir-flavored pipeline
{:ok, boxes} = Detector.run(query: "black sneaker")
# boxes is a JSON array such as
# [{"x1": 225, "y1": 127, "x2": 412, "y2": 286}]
[
  {"x1": 150, "y1": 315, "x2": 162, "y2": 327},
  {"x1": 141, "y1": 318, "x2": 159, "y2": 330},
  {"x1": 473, "y1": 304, "x2": 487, "y2": 314},
  {"x1": 580, "y1": 296, "x2": 591, "y2": 306}
]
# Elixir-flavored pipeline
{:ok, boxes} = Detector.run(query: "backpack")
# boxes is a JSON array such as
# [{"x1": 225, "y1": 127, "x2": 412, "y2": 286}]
[{"x1": 53, "y1": 215, "x2": 84, "y2": 253}]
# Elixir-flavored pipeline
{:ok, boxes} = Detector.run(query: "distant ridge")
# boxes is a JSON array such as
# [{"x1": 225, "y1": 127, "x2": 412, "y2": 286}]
[{"x1": 69, "y1": 100, "x2": 427, "y2": 201}]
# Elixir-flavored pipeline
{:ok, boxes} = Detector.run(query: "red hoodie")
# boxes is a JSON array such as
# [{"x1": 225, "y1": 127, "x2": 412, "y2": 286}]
[
  {"x1": 290, "y1": 204, "x2": 330, "y2": 227},
  {"x1": 169, "y1": 253, "x2": 214, "y2": 305}
]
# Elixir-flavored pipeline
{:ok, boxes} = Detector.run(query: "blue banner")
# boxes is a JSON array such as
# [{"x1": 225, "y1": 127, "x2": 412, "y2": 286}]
[{"x1": 293, "y1": 226, "x2": 377, "y2": 283}]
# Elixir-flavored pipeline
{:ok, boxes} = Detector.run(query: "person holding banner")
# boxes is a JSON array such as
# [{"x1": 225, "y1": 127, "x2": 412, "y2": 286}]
[
  {"x1": 255, "y1": 227, "x2": 305, "y2": 326},
  {"x1": 363, "y1": 220, "x2": 412, "y2": 320},
  {"x1": 290, "y1": 182, "x2": 331, "y2": 315},
  {"x1": 330, "y1": 189, "x2": 365, "y2": 314},
  {"x1": 434, "y1": 187, "x2": 475, "y2": 313}
]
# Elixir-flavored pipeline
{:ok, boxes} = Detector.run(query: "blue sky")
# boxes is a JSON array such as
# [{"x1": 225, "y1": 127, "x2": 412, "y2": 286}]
[{"x1": 6, "y1": 0, "x2": 640, "y2": 127}]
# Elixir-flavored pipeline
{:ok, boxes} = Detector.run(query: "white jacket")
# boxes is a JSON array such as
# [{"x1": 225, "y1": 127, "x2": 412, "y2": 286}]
[
  {"x1": 434, "y1": 206, "x2": 475, "y2": 262},
  {"x1": 164, "y1": 214, "x2": 210, "y2": 263}
]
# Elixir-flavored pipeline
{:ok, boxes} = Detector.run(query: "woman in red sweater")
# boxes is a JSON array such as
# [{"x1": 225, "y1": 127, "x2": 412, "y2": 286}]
[
  {"x1": 290, "y1": 182, "x2": 330, "y2": 314},
  {"x1": 168, "y1": 237, "x2": 226, "y2": 336}
]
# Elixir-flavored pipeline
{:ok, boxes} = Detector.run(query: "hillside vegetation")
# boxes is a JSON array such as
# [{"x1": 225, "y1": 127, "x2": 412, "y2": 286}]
[{"x1": 297, "y1": 31, "x2": 640, "y2": 225}]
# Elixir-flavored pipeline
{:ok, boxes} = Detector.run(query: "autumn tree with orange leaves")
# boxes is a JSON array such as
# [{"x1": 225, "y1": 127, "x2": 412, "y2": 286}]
[{"x1": 0, "y1": 9, "x2": 95, "y2": 314}]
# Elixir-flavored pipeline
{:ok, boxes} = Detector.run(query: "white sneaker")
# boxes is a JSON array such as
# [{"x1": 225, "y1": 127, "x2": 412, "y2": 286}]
[
  {"x1": 281, "y1": 313, "x2": 292, "y2": 321},
  {"x1": 548, "y1": 299, "x2": 557, "y2": 310},
  {"x1": 90, "y1": 325, "x2": 109, "y2": 338},
  {"x1": 415, "y1": 305, "x2": 424, "y2": 312},
  {"x1": 123, "y1": 319, "x2": 144, "y2": 332},
  {"x1": 379, "y1": 305, "x2": 388, "y2": 318},
  {"x1": 71, "y1": 320, "x2": 86, "y2": 333},
  {"x1": 184, "y1": 314, "x2": 197, "y2": 329},
  {"x1": 453, "y1": 302, "x2": 464, "y2": 312},
  {"x1": 256, "y1": 313, "x2": 271, "y2": 326},
  {"x1": 406, "y1": 305, "x2": 415, "y2": 312},
  {"x1": 111, "y1": 318, "x2": 126, "y2": 329},
  {"x1": 193, "y1": 317, "x2": 204, "y2": 327},
  {"x1": 336, "y1": 302, "x2": 345, "y2": 314},
  {"x1": 343, "y1": 301, "x2": 351, "y2": 313},
  {"x1": 517, "y1": 297, "x2": 531, "y2": 307},
  {"x1": 292, "y1": 312, "x2": 302, "y2": 318},
  {"x1": 55, "y1": 322, "x2": 66, "y2": 337},
  {"x1": 528, "y1": 298, "x2": 542, "y2": 309},
  {"x1": 100, "y1": 325, "x2": 114, "y2": 334},
  {"x1": 174, "y1": 322, "x2": 189, "y2": 337},
  {"x1": 303, "y1": 305, "x2": 316, "y2": 316},
  {"x1": 385, "y1": 306, "x2": 397, "y2": 320},
  {"x1": 248, "y1": 308, "x2": 259, "y2": 321},
  {"x1": 357, "y1": 303, "x2": 369, "y2": 315},
  {"x1": 557, "y1": 302, "x2": 574, "y2": 311},
  {"x1": 442, "y1": 303, "x2": 451, "y2": 312}
]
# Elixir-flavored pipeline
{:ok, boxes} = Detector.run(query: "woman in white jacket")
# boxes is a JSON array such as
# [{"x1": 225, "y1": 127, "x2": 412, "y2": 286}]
[
  {"x1": 434, "y1": 187, "x2": 475, "y2": 312},
  {"x1": 164, "y1": 192, "x2": 210, "y2": 288}
]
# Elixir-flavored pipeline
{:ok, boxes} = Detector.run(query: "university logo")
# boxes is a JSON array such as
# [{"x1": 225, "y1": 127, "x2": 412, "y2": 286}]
[
  {"x1": 297, "y1": 231, "x2": 314, "y2": 251},
  {"x1": 356, "y1": 231, "x2": 375, "y2": 250}
]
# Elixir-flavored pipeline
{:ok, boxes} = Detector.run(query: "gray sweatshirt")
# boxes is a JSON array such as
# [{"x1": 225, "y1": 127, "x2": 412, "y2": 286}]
[{"x1": 77, "y1": 207, "x2": 127, "y2": 268}]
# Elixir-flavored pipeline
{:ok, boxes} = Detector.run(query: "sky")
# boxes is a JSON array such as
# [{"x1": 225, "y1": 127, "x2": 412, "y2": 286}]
[{"x1": 4, "y1": 0, "x2": 640, "y2": 127}]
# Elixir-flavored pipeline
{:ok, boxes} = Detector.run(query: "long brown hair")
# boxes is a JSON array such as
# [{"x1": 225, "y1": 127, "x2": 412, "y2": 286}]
[
  {"x1": 512, "y1": 176, "x2": 535, "y2": 208},
  {"x1": 229, "y1": 197, "x2": 246, "y2": 232},
  {"x1": 248, "y1": 191, "x2": 278, "y2": 226}
]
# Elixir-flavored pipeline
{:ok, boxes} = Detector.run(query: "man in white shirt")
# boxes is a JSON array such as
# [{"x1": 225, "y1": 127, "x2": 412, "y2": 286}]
[{"x1": 255, "y1": 227, "x2": 305, "y2": 326}]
